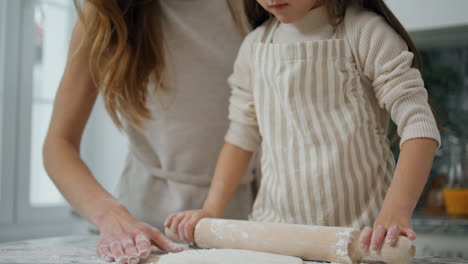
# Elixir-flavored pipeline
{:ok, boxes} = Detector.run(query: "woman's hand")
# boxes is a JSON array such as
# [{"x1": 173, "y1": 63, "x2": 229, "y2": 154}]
[
  {"x1": 164, "y1": 209, "x2": 221, "y2": 243},
  {"x1": 94, "y1": 203, "x2": 187, "y2": 264},
  {"x1": 359, "y1": 209, "x2": 416, "y2": 252}
]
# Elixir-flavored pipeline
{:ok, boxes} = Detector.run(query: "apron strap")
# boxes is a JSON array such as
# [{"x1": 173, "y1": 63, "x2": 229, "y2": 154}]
[
  {"x1": 261, "y1": 19, "x2": 280, "y2": 43},
  {"x1": 340, "y1": 9, "x2": 372, "y2": 88}
]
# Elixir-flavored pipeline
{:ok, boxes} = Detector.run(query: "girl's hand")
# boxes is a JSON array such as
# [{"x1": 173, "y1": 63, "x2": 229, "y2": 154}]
[
  {"x1": 164, "y1": 209, "x2": 220, "y2": 243},
  {"x1": 94, "y1": 203, "x2": 187, "y2": 264},
  {"x1": 359, "y1": 210, "x2": 416, "y2": 252}
]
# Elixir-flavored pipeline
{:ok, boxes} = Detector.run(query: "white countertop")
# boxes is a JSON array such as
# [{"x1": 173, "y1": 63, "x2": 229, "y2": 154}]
[{"x1": 1, "y1": 236, "x2": 467, "y2": 264}]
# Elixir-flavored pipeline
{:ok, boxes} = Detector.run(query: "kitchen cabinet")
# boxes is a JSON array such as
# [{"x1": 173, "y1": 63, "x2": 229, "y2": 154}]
[{"x1": 387, "y1": 0, "x2": 468, "y2": 32}]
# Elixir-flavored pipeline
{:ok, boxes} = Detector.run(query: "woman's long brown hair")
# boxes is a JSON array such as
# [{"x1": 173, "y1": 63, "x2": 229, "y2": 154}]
[
  {"x1": 73, "y1": 0, "x2": 246, "y2": 129},
  {"x1": 73, "y1": 0, "x2": 164, "y2": 128},
  {"x1": 244, "y1": 0, "x2": 421, "y2": 70}
]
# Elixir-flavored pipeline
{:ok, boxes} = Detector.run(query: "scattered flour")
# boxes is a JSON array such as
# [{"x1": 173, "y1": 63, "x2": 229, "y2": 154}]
[
  {"x1": 241, "y1": 232, "x2": 249, "y2": 239},
  {"x1": 150, "y1": 249, "x2": 365, "y2": 264},
  {"x1": 335, "y1": 231, "x2": 352, "y2": 261},
  {"x1": 153, "y1": 249, "x2": 303, "y2": 264},
  {"x1": 304, "y1": 262, "x2": 362, "y2": 264},
  {"x1": 305, "y1": 262, "x2": 342, "y2": 264},
  {"x1": 208, "y1": 219, "x2": 226, "y2": 241}
]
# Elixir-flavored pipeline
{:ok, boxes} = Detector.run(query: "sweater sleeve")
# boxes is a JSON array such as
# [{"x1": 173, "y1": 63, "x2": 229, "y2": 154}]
[
  {"x1": 224, "y1": 30, "x2": 262, "y2": 152},
  {"x1": 348, "y1": 10, "x2": 441, "y2": 148}
]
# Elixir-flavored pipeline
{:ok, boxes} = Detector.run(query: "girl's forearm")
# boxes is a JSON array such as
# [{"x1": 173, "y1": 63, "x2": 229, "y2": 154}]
[
  {"x1": 380, "y1": 138, "x2": 438, "y2": 216},
  {"x1": 203, "y1": 142, "x2": 253, "y2": 217}
]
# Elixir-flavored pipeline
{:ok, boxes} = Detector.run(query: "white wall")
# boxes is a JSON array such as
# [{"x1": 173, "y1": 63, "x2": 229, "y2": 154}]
[{"x1": 386, "y1": 0, "x2": 468, "y2": 31}]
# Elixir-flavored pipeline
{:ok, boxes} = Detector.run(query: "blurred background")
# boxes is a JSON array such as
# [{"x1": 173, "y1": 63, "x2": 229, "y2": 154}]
[{"x1": 0, "y1": 0, "x2": 467, "y2": 258}]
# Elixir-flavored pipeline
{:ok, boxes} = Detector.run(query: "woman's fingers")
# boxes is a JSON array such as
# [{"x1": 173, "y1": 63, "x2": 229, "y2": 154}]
[
  {"x1": 135, "y1": 234, "x2": 152, "y2": 259},
  {"x1": 109, "y1": 240, "x2": 128, "y2": 264},
  {"x1": 385, "y1": 225, "x2": 400, "y2": 246},
  {"x1": 170, "y1": 212, "x2": 185, "y2": 237},
  {"x1": 370, "y1": 225, "x2": 387, "y2": 251},
  {"x1": 94, "y1": 207, "x2": 190, "y2": 263},
  {"x1": 359, "y1": 226, "x2": 373, "y2": 250},
  {"x1": 148, "y1": 226, "x2": 188, "y2": 253},
  {"x1": 122, "y1": 237, "x2": 139, "y2": 264},
  {"x1": 96, "y1": 242, "x2": 113, "y2": 262}
]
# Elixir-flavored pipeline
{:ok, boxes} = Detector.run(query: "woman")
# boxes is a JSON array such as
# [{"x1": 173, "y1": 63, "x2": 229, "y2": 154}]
[{"x1": 43, "y1": 1, "x2": 254, "y2": 263}]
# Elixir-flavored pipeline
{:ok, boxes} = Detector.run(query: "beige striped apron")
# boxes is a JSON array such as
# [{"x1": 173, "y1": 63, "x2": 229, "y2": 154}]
[{"x1": 250, "y1": 20, "x2": 395, "y2": 228}]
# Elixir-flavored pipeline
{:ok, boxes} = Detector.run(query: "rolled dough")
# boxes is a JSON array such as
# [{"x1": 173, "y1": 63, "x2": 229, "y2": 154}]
[{"x1": 154, "y1": 249, "x2": 303, "y2": 264}]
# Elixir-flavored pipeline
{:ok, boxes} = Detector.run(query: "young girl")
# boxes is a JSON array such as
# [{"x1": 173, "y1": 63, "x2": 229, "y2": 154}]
[{"x1": 166, "y1": 0, "x2": 440, "y2": 252}]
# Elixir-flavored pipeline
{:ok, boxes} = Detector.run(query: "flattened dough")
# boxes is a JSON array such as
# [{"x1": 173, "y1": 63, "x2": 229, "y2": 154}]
[{"x1": 155, "y1": 249, "x2": 303, "y2": 264}]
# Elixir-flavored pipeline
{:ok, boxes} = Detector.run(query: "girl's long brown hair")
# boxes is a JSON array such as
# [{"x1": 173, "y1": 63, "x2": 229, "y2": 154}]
[{"x1": 244, "y1": 0, "x2": 421, "y2": 70}]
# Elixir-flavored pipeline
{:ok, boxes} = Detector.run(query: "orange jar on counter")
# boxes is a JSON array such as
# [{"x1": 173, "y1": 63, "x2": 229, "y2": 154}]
[{"x1": 443, "y1": 188, "x2": 468, "y2": 216}]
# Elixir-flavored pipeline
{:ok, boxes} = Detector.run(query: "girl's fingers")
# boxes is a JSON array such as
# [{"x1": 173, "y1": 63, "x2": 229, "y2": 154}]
[
  {"x1": 359, "y1": 226, "x2": 373, "y2": 250},
  {"x1": 135, "y1": 234, "x2": 152, "y2": 259},
  {"x1": 370, "y1": 225, "x2": 387, "y2": 251},
  {"x1": 178, "y1": 217, "x2": 189, "y2": 242},
  {"x1": 385, "y1": 225, "x2": 400, "y2": 246},
  {"x1": 109, "y1": 240, "x2": 128, "y2": 264},
  {"x1": 185, "y1": 214, "x2": 199, "y2": 242},
  {"x1": 170, "y1": 213, "x2": 185, "y2": 237},
  {"x1": 403, "y1": 227, "x2": 417, "y2": 240}
]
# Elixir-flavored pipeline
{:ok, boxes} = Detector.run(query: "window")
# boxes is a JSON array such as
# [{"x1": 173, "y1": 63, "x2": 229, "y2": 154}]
[
  {"x1": 0, "y1": 0, "x2": 125, "y2": 242},
  {"x1": 0, "y1": 0, "x2": 4, "y2": 200},
  {"x1": 0, "y1": 0, "x2": 86, "y2": 241},
  {"x1": 0, "y1": 0, "x2": 20, "y2": 226},
  {"x1": 13, "y1": 0, "x2": 76, "y2": 222},
  {"x1": 29, "y1": 0, "x2": 72, "y2": 207}
]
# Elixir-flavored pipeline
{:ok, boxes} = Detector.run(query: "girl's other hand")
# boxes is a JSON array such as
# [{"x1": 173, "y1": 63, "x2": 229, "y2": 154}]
[
  {"x1": 164, "y1": 209, "x2": 220, "y2": 243},
  {"x1": 95, "y1": 203, "x2": 187, "y2": 264},
  {"x1": 358, "y1": 211, "x2": 416, "y2": 252}
]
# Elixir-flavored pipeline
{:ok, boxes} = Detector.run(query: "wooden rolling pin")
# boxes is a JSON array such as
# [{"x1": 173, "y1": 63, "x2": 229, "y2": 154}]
[{"x1": 166, "y1": 218, "x2": 415, "y2": 264}]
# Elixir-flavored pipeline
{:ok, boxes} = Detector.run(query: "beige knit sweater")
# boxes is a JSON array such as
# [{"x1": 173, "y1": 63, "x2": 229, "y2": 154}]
[{"x1": 225, "y1": 4, "x2": 440, "y2": 227}]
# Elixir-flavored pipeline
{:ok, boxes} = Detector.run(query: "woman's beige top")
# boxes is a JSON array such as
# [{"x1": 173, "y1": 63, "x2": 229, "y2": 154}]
[
  {"x1": 115, "y1": 0, "x2": 254, "y2": 231},
  {"x1": 225, "y1": 5, "x2": 440, "y2": 228}
]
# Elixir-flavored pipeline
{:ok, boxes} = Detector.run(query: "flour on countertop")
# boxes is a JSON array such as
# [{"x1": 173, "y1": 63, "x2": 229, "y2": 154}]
[{"x1": 151, "y1": 249, "x2": 303, "y2": 264}]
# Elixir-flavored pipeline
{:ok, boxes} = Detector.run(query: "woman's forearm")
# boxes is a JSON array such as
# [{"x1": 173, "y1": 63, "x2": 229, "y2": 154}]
[
  {"x1": 202, "y1": 142, "x2": 253, "y2": 217},
  {"x1": 41, "y1": 15, "x2": 128, "y2": 227},
  {"x1": 43, "y1": 137, "x2": 125, "y2": 226},
  {"x1": 380, "y1": 138, "x2": 438, "y2": 215}
]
